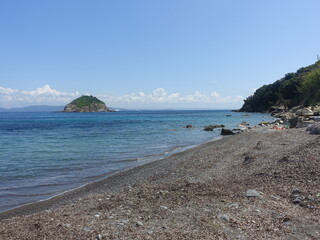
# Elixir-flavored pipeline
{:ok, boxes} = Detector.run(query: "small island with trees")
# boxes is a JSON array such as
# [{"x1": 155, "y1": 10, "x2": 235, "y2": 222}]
[{"x1": 63, "y1": 95, "x2": 111, "y2": 112}]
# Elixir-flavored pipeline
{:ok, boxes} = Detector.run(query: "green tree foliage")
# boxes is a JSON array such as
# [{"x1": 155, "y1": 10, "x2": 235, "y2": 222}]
[
  {"x1": 70, "y1": 95, "x2": 104, "y2": 108},
  {"x1": 301, "y1": 70, "x2": 320, "y2": 106},
  {"x1": 240, "y1": 60, "x2": 320, "y2": 112}
]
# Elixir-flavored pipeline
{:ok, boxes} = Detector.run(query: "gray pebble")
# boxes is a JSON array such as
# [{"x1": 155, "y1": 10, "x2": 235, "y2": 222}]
[{"x1": 245, "y1": 189, "x2": 261, "y2": 197}]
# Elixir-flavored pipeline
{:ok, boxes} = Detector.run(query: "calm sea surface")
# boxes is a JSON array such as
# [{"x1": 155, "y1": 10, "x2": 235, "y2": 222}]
[{"x1": 0, "y1": 110, "x2": 274, "y2": 211}]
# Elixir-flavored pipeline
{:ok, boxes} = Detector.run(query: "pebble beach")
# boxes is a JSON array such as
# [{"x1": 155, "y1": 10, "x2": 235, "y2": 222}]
[{"x1": 0, "y1": 126, "x2": 319, "y2": 239}]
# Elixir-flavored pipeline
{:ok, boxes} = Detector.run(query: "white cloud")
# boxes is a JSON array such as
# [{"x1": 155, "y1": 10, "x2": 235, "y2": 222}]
[
  {"x1": 0, "y1": 85, "x2": 80, "y2": 108},
  {"x1": 0, "y1": 86, "x2": 17, "y2": 94},
  {"x1": 0, "y1": 85, "x2": 244, "y2": 109},
  {"x1": 101, "y1": 88, "x2": 243, "y2": 108}
]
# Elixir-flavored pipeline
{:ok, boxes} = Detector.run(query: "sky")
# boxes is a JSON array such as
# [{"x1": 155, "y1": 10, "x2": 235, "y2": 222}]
[{"x1": 0, "y1": 0, "x2": 320, "y2": 109}]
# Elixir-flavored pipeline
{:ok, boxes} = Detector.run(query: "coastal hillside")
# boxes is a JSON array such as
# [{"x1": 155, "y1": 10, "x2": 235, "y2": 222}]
[
  {"x1": 240, "y1": 60, "x2": 320, "y2": 112},
  {"x1": 64, "y1": 95, "x2": 109, "y2": 112}
]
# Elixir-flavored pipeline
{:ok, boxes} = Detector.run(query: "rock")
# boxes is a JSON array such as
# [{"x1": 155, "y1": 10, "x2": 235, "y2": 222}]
[
  {"x1": 204, "y1": 125, "x2": 225, "y2": 131},
  {"x1": 136, "y1": 221, "x2": 144, "y2": 227},
  {"x1": 221, "y1": 128, "x2": 235, "y2": 135},
  {"x1": 96, "y1": 234, "x2": 103, "y2": 240},
  {"x1": 239, "y1": 121, "x2": 250, "y2": 127},
  {"x1": 60, "y1": 223, "x2": 71, "y2": 228},
  {"x1": 245, "y1": 189, "x2": 261, "y2": 198},
  {"x1": 116, "y1": 219, "x2": 129, "y2": 225},
  {"x1": 288, "y1": 116, "x2": 298, "y2": 128},
  {"x1": 280, "y1": 112, "x2": 295, "y2": 121},
  {"x1": 306, "y1": 123, "x2": 320, "y2": 134},
  {"x1": 292, "y1": 196, "x2": 304, "y2": 204},
  {"x1": 160, "y1": 205, "x2": 168, "y2": 210},
  {"x1": 229, "y1": 203, "x2": 240, "y2": 208},
  {"x1": 296, "y1": 107, "x2": 314, "y2": 116},
  {"x1": 218, "y1": 214, "x2": 230, "y2": 222},
  {"x1": 278, "y1": 156, "x2": 289, "y2": 163},
  {"x1": 254, "y1": 141, "x2": 263, "y2": 150},
  {"x1": 259, "y1": 121, "x2": 272, "y2": 126},
  {"x1": 184, "y1": 125, "x2": 193, "y2": 128},
  {"x1": 290, "y1": 190, "x2": 305, "y2": 205},
  {"x1": 296, "y1": 120, "x2": 315, "y2": 128},
  {"x1": 243, "y1": 156, "x2": 254, "y2": 164}
]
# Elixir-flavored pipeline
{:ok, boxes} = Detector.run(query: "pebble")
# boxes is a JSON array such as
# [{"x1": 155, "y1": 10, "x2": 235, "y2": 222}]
[
  {"x1": 160, "y1": 205, "x2": 168, "y2": 210},
  {"x1": 96, "y1": 234, "x2": 103, "y2": 240},
  {"x1": 292, "y1": 196, "x2": 304, "y2": 204},
  {"x1": 116, "y1": 219, "x2": 129, "y2": 225},
  {"x1": 203, "y1": 208, "x2": 212, "y2": 212},
  {"x1": 63, "y1": 223, "x2": 71, "y2": 228},
  {"x1": 245, "y1": 189, "x2": 261, "y2": 198},
  {"x1": 83, "y1": 227, "x2": 91, "y2": 232},
  {"x1": 136, "y1": 221, "x2": 144, "y2": 227},
  {"x1": 229, "y1": 203, "x2": 240, "y2": 208},
  {"x1": 218, "y1": 214, "x2": 230, "y2": 222}
]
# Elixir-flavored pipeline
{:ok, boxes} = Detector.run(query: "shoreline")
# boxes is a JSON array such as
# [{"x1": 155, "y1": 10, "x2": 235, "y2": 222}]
[
  {"x1": 0, "y1": 132, "x2": 226, "y2": 221},
  {"x1": 1, "y1": 125, "x2": 319, "y2": 239}
]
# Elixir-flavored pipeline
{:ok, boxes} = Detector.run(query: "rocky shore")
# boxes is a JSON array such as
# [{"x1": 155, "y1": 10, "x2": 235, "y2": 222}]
[
  {"x1": 271, "y1": 105, "x2": 320, "y2": 128},
  {"x1": 0, "y1": 126, "x2": 319, "y2": 239}
]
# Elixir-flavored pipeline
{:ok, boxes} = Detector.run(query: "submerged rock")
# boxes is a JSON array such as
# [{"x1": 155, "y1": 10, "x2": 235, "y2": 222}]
[{"x1": 204, "y1": 125, "x2": 225, "y2": 131}]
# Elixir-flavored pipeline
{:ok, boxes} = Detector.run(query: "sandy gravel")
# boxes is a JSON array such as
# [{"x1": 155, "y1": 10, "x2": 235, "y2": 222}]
[{"x1": 0, "y1": 126, "x2": 319, "y2": 239}]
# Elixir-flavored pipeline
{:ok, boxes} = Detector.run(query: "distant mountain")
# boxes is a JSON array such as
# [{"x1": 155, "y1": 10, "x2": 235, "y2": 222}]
[
  {"x1": 240, "y1": 60, "x2": 320, "y2": 112},
  {"x1": 0, "y1": 105, "x2": 64, "y2": 112}
]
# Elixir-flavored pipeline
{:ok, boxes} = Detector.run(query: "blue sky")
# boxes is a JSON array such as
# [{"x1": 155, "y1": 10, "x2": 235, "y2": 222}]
[{"x1": 0, "y1": 0, "x2": 319, "y2": 109}]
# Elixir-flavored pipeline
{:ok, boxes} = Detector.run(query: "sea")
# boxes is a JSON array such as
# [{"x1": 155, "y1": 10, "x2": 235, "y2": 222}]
[{"x1": 0, "y1": 110, "x2": 274, "y2": 212}]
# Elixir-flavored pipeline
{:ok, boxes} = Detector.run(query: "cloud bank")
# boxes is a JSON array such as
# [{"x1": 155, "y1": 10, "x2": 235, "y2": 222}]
[
  {"x1": 0, "y1": 85, "x2": 80, "y2": 108},
  {"x1": 102, "y1": 88, "x2": 243, "y2": 108},
  {"x1": 0, "y1": 85, "x2": 243, "y2": 109}
]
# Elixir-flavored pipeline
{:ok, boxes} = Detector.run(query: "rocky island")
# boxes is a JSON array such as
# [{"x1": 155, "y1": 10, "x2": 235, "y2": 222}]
[{"x1": 63, "y1": 95, "x2": 110, "y2": 112}]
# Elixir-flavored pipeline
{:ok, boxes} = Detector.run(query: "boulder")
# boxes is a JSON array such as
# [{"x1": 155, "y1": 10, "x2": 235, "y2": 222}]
[
  {"x1": 296, "y1": 107, "x2": 314, "y2": 117},
  {"x1": 289, "y1": 105, "x2": 304, "y2": 114},
  {"x1": 306, "y1": 123, "x2": 320, "y2": 134},
  {"x1": 221, "y1": 128, "x2": 235, "y2": 135},
  {"x1": 287, "y1": 116, "x2": 298, "y2": 128},
  {"x1": 204, "y1": 125, "x2": 225, "y2": 131},
  {"x1": 184, "y1": 125, "x2": 193, "y2": 128}
]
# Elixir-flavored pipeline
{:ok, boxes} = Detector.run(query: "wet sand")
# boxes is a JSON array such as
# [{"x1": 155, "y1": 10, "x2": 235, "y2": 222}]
[{"x1": 1, "y1": 126, "x2": 319, "y2": 239}]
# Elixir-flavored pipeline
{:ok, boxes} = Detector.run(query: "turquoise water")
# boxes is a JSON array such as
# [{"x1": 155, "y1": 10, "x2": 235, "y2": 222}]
[{"x1": 0, "y1": 110, "x2": 273, "y2": 211}]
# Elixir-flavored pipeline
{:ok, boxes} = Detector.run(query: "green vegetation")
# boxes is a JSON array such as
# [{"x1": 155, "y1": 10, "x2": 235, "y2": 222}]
[
  {"x1": 70, "y1": 95, "x2": 105, "y2": 108},
  {"x1": 240, "y1": 60, "x2": 320, "y2": 112}
]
